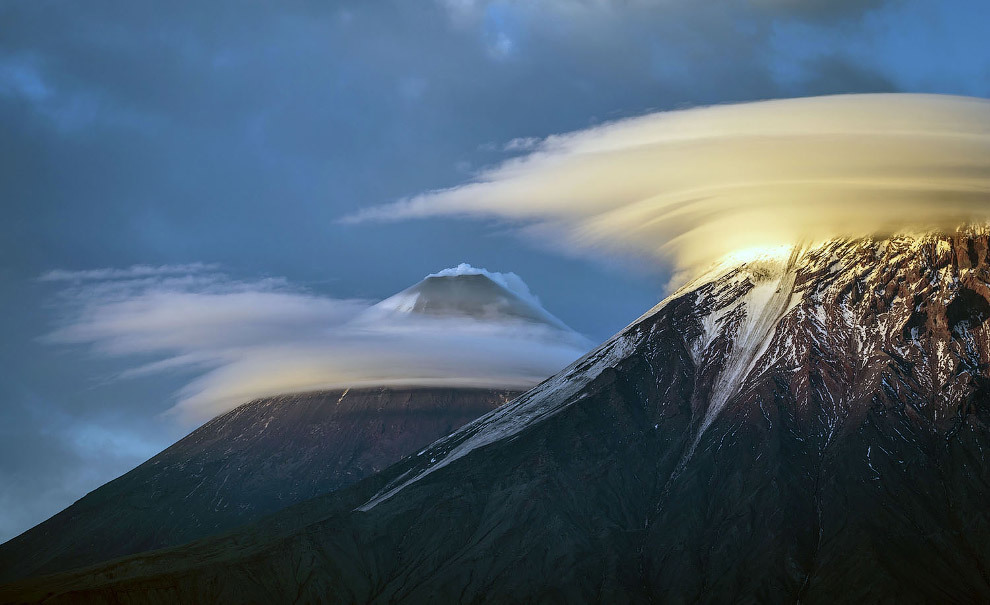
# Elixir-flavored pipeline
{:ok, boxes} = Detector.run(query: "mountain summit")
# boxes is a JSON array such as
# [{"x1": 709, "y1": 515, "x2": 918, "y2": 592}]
[
  {"x1": 367, "y1": 263, "x2": 572, "y2": 330},
  {"x1": 7, "y1": 231, "x2": 990, "y2": 603}
]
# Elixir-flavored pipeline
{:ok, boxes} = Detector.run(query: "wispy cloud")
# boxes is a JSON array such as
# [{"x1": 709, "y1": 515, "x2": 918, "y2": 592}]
[
  {"x1": 503, "y1": 137, "x2": 541, "y2": 152},
  {"x1": 43, "y1": 265, "x2": 590, "y2": 424},
  {"x1": 436, "y1": 0, "x2": 895, "y2": 23},
  {"x1": 345, "y1": 93, "x2": 990, "y2": 279},
  {"x1": 38, "y1": 263, "x2": 220, "y2": 282}
]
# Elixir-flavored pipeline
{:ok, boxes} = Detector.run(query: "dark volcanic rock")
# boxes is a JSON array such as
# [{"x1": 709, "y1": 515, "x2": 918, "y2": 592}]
[
  {"x1": 7, "y1": 230, "x2": 990, "y2": 603},
  {"x1": 0, "y1": 387, "x2": 518, "y2": 584}
]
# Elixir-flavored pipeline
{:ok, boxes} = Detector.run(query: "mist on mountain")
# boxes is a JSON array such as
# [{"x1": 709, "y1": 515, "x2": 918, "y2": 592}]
[{"x1": 44, "y1": 263, "x2": 590, "y2": 422}]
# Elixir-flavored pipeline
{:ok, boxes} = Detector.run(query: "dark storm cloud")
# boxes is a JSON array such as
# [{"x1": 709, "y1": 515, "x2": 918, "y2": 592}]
[
  {"x1": 750, "y1": 0, "x2": 897, "y2": 21},
  {"x1": 0, "y1": 0, "x2": 906, "y2": 276},
  {"x1": 794, "y1": 54, "x2": 900, "y2": 96}
]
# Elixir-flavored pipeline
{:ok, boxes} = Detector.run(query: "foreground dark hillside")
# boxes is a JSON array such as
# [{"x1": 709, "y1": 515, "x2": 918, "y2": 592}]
[
  {"x1": 0, "y1": 387, "x2": 518, "y2": 584},
  {"x1": 6, "y1": 232, "x2": 990, "y2": 603}
]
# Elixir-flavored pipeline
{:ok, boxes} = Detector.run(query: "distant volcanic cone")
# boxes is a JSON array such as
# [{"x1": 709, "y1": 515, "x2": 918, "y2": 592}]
[
  {"x1": 0, "y1": 265, "x2": 587, "y2": 585},
  {"x1": 364, "y1": 263, "x2": 576, "y2": 331}
]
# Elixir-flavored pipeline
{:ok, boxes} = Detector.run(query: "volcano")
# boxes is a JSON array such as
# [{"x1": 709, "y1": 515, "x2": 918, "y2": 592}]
[
  {"x1": 0, "y1": 266, "x2": 590, "y2": 586},
  {"x1": 6, "y1": 231, "x2": 990, "y2": 603}
]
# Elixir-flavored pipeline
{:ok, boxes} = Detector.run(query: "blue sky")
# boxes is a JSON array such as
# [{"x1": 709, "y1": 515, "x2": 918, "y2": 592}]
[{"x1": 1, "y1": 0, "x2": 988, "y2": 541}]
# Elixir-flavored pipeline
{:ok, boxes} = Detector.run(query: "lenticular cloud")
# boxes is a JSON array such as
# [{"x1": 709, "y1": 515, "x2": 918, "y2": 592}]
[
  {"x1": 44, "y1": 265, "x2": 590, "y2": 423},
  {"x1": 348, "y1": 94, "x2": 990, "y2": 278}
]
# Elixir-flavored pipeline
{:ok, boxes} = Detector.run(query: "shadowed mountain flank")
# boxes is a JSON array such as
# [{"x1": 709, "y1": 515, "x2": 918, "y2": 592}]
[{"x1": 0, "y1": 387, "x2": 518, "y2": 584}]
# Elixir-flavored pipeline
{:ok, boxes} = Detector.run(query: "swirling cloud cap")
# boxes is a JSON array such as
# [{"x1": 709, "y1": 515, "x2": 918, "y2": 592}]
[{"x1": 348, "y1": 94, "x2": 990, "y2": 278}]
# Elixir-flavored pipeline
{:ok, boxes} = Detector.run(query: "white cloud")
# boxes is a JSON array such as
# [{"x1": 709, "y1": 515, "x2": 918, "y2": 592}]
[
  {"x1": 435, "y1": 0, "x2": 891, "y2": 22},
  {"x1": 426, "y1": 262, "x2": 543, "y2": 310},
  {"x1": 38, "y1": 263, "x2": 220, "y2": 282},
  {"x1": 345, "y1": 93, "x2": 990, "y2": 279},
  {"x1": 503, "y1": 136, "x2": 541, "y2": 152},
  {"x1": 44, "y1": 266, "x2": 590, "y2": 424}
]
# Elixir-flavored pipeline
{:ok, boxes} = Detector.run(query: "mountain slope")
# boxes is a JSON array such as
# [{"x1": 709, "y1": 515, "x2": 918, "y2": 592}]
[
  {"x1": 0, "y1": 387, "x2": 518, "y2": 584},
  {"x1": 7, "y1": 230, "x2": 990, "y2": 603}
]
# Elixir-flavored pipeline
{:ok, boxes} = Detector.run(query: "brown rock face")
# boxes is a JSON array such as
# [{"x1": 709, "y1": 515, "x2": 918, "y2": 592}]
[
  {"x1": 0, "y1": 387, "x2": 518, "y2": 584},
  {"x1": 6, "y1": 231, "x2": 990, "y2": 604}
]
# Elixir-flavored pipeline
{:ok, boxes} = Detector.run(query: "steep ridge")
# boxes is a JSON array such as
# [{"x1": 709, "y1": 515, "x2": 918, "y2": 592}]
[
  {"x1": 0, "y1": 387, "x2": 519, "y2": 584},
  {"x1": 7, "y1": 230, "x2": 990, "y2": 603}
]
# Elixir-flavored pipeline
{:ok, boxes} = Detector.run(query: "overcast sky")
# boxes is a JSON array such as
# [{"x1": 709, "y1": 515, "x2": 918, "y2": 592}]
[{"x1": 1, "y1": 0, "x2": 988, "y2": 542}]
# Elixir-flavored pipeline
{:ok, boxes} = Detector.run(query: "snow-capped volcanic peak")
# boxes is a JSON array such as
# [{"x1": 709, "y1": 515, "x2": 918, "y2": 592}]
[
  {"x1": 371, "y1": 263, "x2": 569, "y2": 329},
  {"x1": 361, "y1": 228, "x2": 990, "y2": 510}
]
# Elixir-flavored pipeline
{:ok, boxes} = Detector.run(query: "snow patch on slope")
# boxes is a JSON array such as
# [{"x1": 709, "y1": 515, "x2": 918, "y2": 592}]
[{"x1": 693, "y1": 247, "x2": 803, "y2": 443}]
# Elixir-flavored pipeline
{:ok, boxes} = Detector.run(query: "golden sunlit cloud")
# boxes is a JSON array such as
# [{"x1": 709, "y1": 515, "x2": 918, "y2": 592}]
[{"x1": 347, "y1": 93, "x2": 990, "y2": 280}]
